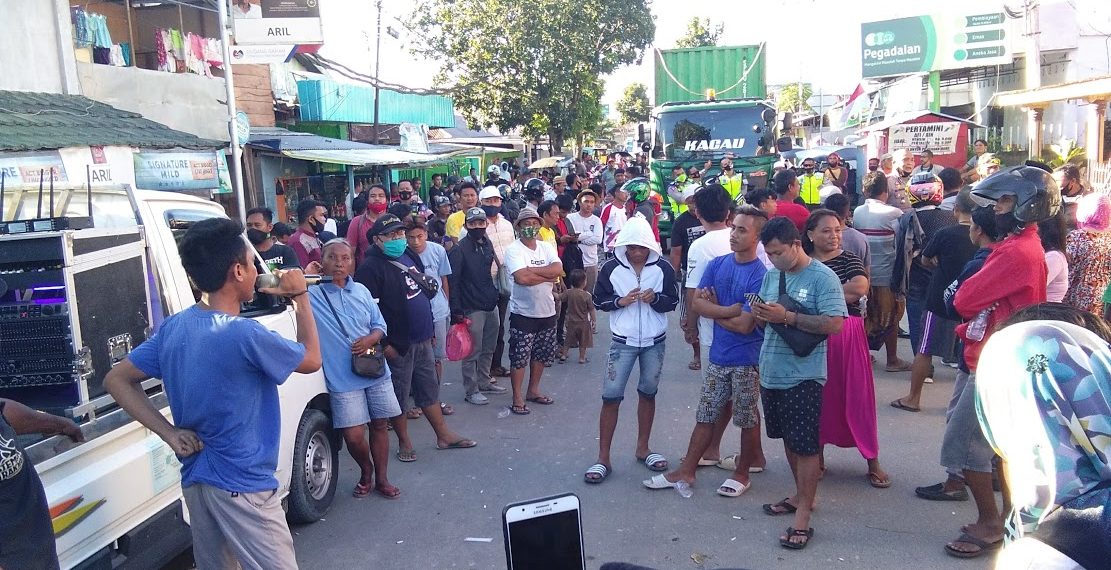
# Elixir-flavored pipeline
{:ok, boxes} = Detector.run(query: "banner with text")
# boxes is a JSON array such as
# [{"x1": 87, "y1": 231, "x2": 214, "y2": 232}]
[
  {"x1": 861, "y1": 11, "x2": 1014, "y2": 78},
  {"x1": 0, "y1": 152, "x2": 67, "y2": 184},
  {"x1": 232, "y1": 0, "x2": 323, "y2": 45},
  {"x1": 889, "y1": 122, "x2": 961, "y2": 154},
  {"x1": 133, "y1": 151, "x2": 220, "y2": 191}
]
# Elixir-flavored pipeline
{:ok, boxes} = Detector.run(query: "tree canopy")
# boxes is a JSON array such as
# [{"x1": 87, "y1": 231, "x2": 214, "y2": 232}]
[
  {"x1": 776, "y1": 83, "x2": 813, "y2": 114},
  {"x1": 409, "y1": 0, "x2": 655, "y2": 153},
  {"x1": 616, "y1": 82, "x2": 651, "y2": 124},
  {"x1": 675, "y1": 17, "x2": 722, "y2": 49}
]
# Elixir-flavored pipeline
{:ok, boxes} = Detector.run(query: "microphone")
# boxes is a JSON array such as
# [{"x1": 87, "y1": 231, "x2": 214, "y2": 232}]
[{"x1": 255, "y1": 274, "x2": 333, "y2": 290}]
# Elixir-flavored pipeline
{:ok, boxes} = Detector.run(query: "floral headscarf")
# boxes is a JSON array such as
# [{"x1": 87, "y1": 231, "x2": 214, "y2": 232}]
[{"x1": 975, "y1": 320, "x2": 1111, "y2": 540}]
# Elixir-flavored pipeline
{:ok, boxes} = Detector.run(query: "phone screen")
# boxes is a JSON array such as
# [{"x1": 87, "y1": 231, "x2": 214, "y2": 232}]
[
  {"x1": 504, "y1": 496, "x2": 584, "y2": 570},
  {"x1": 745, "y1": 292, "x2": 765, "y2": 306}
]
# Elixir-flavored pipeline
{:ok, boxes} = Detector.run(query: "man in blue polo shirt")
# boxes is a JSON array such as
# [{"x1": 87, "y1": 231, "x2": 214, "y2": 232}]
[{"x1": 105, "y1": 218, "x2": 322, "y2": 569}]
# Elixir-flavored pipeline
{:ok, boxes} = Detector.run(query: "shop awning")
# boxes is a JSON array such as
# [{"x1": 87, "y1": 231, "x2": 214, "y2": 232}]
[
  {"x1": 281, "y1": 146, "x2": 475, "y2": 167},
  {"x1": 993, "y1": 75, "x2": 1111, "y2": 107}
]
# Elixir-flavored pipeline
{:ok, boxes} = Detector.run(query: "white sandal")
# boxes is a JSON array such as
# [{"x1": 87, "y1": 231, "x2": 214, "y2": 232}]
[
  {"x1": 642, "y1": 474, "x2": 677, "y2": 490},
  {"x1": 716, "y1": 478, "x2": 750, "y2": 497}
]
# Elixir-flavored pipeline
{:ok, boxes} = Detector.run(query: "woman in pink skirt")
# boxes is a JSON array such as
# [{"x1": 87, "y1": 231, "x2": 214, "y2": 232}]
[{"x1": 803, "y1": 209, "x2": 891, "y2": 488}]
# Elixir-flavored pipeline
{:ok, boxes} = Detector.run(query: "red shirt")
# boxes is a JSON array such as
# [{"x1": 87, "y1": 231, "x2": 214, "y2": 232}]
[
  {"x1": 775, "y1": 199, "x2": 811, "y2": 234},
  {"x1": 953, "y1": 224, "x2": 1047, "y2": 371},
  {"x1": 288, "y1": 227, "x2": 322, "y2": 269}
]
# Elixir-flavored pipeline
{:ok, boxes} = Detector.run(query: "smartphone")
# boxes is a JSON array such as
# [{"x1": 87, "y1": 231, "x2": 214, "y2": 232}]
[
  {"x1": 503, "y1": 493, "x2": 584, "y2": 570},
  {"x1": 744, "y1": 292, "x2": 765, "y2": 306}
]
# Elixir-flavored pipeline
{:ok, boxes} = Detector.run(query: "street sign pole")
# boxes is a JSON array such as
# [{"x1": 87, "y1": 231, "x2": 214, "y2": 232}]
[{"x1": 217, "y1": 0, "x2": 248, "y2": 224}]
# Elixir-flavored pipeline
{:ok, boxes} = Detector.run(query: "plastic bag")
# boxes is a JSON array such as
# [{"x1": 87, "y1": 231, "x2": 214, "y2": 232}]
[{"x1": 446, "y1": 318, "x2": 473, "y2": 361}]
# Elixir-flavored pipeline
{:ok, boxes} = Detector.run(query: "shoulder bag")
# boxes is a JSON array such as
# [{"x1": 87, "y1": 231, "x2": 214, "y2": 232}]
[
  {"x1": 768, "y1": 271, "x2": 828, "y2": 357},
  {"x1": 492, "y1": 252, "x2": 513, "y2": 297},
  {"x1": 388, "y1": 260, "x2": 439, "y2": 298},
  {"x1": 320, "y1": 290, "x2": 386, "y2": 378}
]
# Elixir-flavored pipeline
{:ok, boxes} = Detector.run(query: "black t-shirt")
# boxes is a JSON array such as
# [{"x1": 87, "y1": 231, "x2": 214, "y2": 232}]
[
  {"x1": 0, "y1": 403, "x2": 60, "y2": 570},
  {"x1": 820, "y1": 251, "x2": 868, "y2": 317},
  {"x1": 669, "y1": 212, "x2": 705, "y2": 273},
  {"x1": 259, "y1": 243, "x2": 301, "y2": 271},
  {"x1": 397, "y1": 253, "x2": 436, "y2": 342},
  {"x1": 908, "y1": 208, "x2": 957, "y2": 296},
  {"x1": 922, "y1": 223, "x2": 979, "y2": 315}
]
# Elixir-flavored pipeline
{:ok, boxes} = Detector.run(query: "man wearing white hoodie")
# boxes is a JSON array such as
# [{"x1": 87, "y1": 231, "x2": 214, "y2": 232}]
[{"x1": 583, "y1": 217, "x2": 680, "y2": 484}]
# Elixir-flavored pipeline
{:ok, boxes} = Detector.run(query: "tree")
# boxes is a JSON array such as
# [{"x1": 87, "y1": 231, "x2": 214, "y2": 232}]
[
  {"x1": 409, "y1": 0, "x2": 655, "y2": 154},
  {"x1": 616, "y1": 82, "x2": 651, "y2": 125},
  {"x1": 776, "y1": 83, "x2": 813, "y2": 114},
  {"x1": 675, "y1": 17, "x2": 722, "y2": 49}
]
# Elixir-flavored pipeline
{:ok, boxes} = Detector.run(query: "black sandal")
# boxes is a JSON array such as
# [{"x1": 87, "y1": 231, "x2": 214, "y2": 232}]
[
  {"x1": 763, "y1": 498, "x2": 798, "y2": 516},
  {"x1": 779, "y1": 527, "x2": 814, "y2": 550}
]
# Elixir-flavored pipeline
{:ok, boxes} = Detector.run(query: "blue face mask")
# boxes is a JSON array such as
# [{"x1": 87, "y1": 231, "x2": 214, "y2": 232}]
[
  {"x1": 381, "y1": 238, "x2": 407, "y2": 258},
  {"x1": 482, "y1": 205, "x2": 501, "y2": 218}
]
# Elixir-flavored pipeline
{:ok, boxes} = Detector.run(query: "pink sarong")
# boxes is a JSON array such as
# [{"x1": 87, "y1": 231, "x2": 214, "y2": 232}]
[{"x1": 819, "y1": 315, "x2": 879, "y2": 459}]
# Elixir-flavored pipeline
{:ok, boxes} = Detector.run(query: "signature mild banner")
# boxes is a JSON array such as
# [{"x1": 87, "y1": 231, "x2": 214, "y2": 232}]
[
  {"x1": 133, "y1": 151, "x2": 220, "y2": 191},
  {"x1": 861, "y1": 11, "x2": 1014, "y2": 78}
]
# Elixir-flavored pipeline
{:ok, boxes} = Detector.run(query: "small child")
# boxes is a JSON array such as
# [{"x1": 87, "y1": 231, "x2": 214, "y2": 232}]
[{"x1": 561, "y1": 269, "x2": 596, "y2": 363}]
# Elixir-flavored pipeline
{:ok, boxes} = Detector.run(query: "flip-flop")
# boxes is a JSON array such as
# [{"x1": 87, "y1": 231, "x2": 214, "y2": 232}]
[
  {"x1": 510, "y1": 404, "x2": 531, "y2": 415},
  {"x1": 374, "y1": 485, "x2": 401, "y2": 500},
  {"x1": 763, "y1": 498, "x2": 798, "y2": 516},
  {"x1": 353, "y1": 481, "x2": 372, "y2": 498},
  {"x1": 440, "y1": 402, "x2": 455, "y2": 416},
  {"x1": 867, "y1": 471, "x2": 893, "y2": 489},
  {"x1": 396, "y1": 449, "x2": 417, "y2": 462},
  {"x1": 637, "y1": 453, "x2": 668, "y2": 472},
  {"x1": 688, "y1": 360, "x2": 701, "y2": 370},
  {"x1": 890, "y1": 398, "x2": 921, "y2": 413},
  {"x1": 405, "y1": 408, "x2": 423, "y2": 419},
  {"x1": 780, "y1": 527, "x2": 814, "y2": 550},
  {"x1": 715, "y1": 454, "x2": 765, "y2": 473},
  {"x1": 437, "y1": 439, "x2": 477, "y2": 450},
  {"x1": 642, "y1": 474, "x2": 677, "y2": 489},
  {"x1": 716, "y1": 478, "x2": 750, "y2": 497},
  {"x1": 526, "y1": 395, "x2": 555, "y2": 405},
  {"x1": 944, "y1": 532, "x2": 1003, "y2": 559},
  {"x1": 584, "y1": 463, "x2": 610, "y2": 484},
  {"x1": 885, "y1": 361, "x2": 913, "y2": 372}
]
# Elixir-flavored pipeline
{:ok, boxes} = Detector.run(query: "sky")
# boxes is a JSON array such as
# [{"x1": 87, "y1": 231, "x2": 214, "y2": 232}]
[{"x1": 315, "y1": 0, "x2": 1106, "y2": 118}]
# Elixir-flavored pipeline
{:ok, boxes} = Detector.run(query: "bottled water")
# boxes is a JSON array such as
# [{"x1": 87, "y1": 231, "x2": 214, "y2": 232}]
[
  {"x1": 966, "y1": 306, "x2": 994, "y2": 342},
  {"x1": 497, "y1": 407, "x2": 511, "y2": 419},
  {"x1": 675, "y1": 480, "x2": 693, "y2": 498}
]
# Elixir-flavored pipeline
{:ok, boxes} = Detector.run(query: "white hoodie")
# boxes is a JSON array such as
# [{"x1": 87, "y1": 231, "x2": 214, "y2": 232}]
[{"x1": 593, "y1": 217, "x2": 679, "y2": 347}]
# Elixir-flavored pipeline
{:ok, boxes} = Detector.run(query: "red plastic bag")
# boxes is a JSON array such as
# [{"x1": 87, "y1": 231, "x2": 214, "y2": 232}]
[{"x1": 446, "y1": 319, "x2": 473, "y2": 361}]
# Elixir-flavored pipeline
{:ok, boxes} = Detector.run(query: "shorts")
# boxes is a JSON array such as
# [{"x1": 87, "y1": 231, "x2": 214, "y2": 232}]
[
  {"x1": 919, "y1": 310, "x2": 958, "y2": 357},
  {"x1": 509, "y1": 314, "x2": 559, "y2": 369},
  {"x1": 939, "y1": 372, "x2": 995, "y2": 473},
  {"x1": 432, "y1": 317, "x2": 448, "y2": 361},
  {"x1": 696, "y1": 364, "x2": 761, "y2": 428},
  {"x1": 761, "y1": 380, "x2": 823, "y2": 456},
  {"x1": 329, "y1": 381, "x2": 403, "y2": 428},
  {"x1": 182, "y1": 483, "x2": 297, "y2": 570},
  {"x1": 386, "y1": 339, "x2": 440, "y2": 409},
  {"x1": 602, "y1": 341, "x2": 666, "y2": 402},
  {"x1": 564, "y1": 320, "x2": 593, "y2": 349}
]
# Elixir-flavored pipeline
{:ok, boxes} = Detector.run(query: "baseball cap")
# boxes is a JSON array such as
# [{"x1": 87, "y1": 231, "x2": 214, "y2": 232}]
[
  {"x1": 368, "y1": 214, "x2": 404, "y2": 238},
  {"x1": 479, "y1": 186, "x2": 502, "y2": 200},
  {"x1": 680, "y1": 185, "x2": 700, "y2": 202},
  {"x1": 487, "y1": 164, "x2": 501, "y2": 174},
  {"x1": 516, "y1": 207, "x2": 541, "y2": 226},
  {"x1": 464, "y1": 207, "x2": 487, "y2": 223},
  {"x1": 554, "y1": 175, "x2": 566, "y2": 184}
]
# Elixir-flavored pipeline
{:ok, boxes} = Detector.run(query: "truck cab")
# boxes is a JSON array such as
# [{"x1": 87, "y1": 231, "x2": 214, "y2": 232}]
[{"x1": 1, "y1": 184, "x2": 338, "y2": 569}]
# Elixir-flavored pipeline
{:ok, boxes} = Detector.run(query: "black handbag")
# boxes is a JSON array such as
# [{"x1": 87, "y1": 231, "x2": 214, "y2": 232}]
[
  {"x1": 768, "y1": 271, "x2": 828, "y2": 357},
  {"x1": 321, "y1": 290, "x2": 387, "y2": 378},
  {"x1": 389, "y1": 260, "x2": 440, "y2": 299}
]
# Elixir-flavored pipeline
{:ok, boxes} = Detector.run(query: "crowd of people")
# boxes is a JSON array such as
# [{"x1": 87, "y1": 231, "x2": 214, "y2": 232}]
[{"x1": 10, "y1": 142, "x2": 1111, "y2": 568}]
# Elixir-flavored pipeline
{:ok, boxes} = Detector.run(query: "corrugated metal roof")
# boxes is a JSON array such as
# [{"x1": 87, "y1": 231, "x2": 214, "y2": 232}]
[
  {"x1": 296, "y1": 79, "x2": 455, "y2": 128},
  {"x1": 0, "y1": 90, "x2": 224, "y2": 152},
  {"x1": 247, "y1": 127, "x2": 378, "y2": 151}
]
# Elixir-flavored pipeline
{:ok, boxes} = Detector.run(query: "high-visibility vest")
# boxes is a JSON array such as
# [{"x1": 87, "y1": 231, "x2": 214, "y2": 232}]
[
  {"x1": 719, "y1": 173, "x2": 744, "y2": 200},
  {"x1": 799, "y1": 173, "x2": 823, "y2": 206}
]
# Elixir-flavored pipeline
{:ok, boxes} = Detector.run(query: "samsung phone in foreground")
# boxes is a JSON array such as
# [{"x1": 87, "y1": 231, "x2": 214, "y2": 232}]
[{"x1": 502, "y1": 493, "x2": 585, "y2": 570}]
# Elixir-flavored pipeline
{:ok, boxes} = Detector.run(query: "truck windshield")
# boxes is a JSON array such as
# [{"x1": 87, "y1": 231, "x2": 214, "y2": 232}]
[{"x1": 654, "y1": 106, "x2": 770, "y2": 160}]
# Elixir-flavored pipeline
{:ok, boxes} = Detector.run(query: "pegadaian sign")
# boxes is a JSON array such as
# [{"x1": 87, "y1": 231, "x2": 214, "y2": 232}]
[{"x1": 861, "y1": 11, "x2": 1013, "y2": 78}]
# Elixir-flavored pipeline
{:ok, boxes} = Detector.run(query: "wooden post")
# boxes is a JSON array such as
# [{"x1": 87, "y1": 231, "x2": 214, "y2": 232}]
[{"x1": 124, "y1": 0, "x2": 136, "y2": 67}]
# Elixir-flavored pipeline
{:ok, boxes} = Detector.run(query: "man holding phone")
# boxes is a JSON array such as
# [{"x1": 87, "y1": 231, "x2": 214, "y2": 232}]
[{"x1": 750, "y1": 217, "x2": 846, "y2": 550}]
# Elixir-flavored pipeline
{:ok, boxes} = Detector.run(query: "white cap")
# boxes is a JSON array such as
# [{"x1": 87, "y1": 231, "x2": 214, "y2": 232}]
[
  {"x1": 479, "y1": 186, "x2": 501, "y2": 200},
  {"x1": 487, "y1": 164, "x2": 501, "y2": 174},
  {"x1": 680, "y1": 185, "x2": 700, "y2": 202}
]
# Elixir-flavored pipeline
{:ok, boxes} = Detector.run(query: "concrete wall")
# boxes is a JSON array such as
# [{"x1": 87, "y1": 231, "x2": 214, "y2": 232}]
[
  {"x1": 1, "y1": 0, "x2": 79, "y2": 93},
  {"x1": 77, "y1": 62, "x2": 229, "y2": 142}
]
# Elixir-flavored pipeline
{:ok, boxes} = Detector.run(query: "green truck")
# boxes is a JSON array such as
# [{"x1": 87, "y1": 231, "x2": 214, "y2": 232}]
[{"x1": 642, "y1": 44, "x2": 780, "y2": 241}]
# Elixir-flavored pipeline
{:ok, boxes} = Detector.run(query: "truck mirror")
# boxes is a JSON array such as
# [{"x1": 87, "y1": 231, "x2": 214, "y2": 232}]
[
  {"x1": 762, "y1": 108, "x2": 777, "y2": 123},
  {"x1": 752, "y1": 124, "x2": 763, "y2": 133},
  {"x1": 780, "y1": 112, "x2": 793, "y2": 131},
  {"x1": 776, "y1": 137, "x2": 793, "y2": 152},
  {"x1": 637, "y1": 124, "x2": 646, "y2": 143},
  {"x1": 641, "y1": 142, "x2": 652, "y2": 154}
]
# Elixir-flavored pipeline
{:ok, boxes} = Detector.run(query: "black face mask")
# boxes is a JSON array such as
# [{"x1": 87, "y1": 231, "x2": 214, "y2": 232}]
[
  {"x1": 482, "y1": 205, "x2": 500, "y2": 218},
  {"x1": 399, "y1": 191, "x2": 412, "y2": 201},
  {"x1": 309, "y1": 219, "x2": 325, "y2": 234},
  {"x1": 804, "y1": 167, "x2": 815, "y2": 174},
  {"x1": 466, "y1": 227, "x2": 487, "y2": 241},
  {"x1": 246, "y1": 228, "x2": 270, "y2": 245},
  {"x1": 995, "y1": 211, "x2": 1019, "y2": 236}
]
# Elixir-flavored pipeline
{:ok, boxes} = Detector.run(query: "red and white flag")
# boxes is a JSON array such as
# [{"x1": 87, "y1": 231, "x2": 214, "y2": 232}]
[{"x1": 838, "y1": 84, "x2": 869, "y2": 128}]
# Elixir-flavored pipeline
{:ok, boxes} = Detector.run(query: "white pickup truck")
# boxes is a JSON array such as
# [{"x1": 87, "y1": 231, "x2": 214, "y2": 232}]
[{"x1": 1, "y1": 184, "x2": 338, "y2": 569}]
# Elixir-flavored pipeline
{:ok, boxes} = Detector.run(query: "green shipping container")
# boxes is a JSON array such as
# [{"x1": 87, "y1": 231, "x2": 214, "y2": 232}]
[{"x1": 653, "y1": 45, "x2": 767, "y2": 106}]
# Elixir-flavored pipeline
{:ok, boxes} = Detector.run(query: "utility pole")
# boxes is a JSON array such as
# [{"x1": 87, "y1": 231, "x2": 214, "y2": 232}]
[
  {"x1": 216, "y1": 0, "x2": 247, "y2": 223},
  {"x1": 1025, "y1": 0, "x2": 1043, "y2": 155},
  {"x1": 372, "y1": 0, "x2": 382, "y2": 144}
]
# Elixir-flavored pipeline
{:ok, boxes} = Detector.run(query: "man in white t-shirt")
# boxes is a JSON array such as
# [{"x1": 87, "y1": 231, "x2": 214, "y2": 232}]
[
  {"x1": 601, "y1": 185, "x2": 629, "y2": 258},
  {"x1": 503, "y1": 208, "x2": 563, "y2": 416},
  {"x1": 569, "y1": 189, "x2": 604, "y2": 293}
]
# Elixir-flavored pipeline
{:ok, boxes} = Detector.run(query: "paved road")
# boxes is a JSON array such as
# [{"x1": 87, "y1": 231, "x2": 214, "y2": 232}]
[{"x1": 290, "y1": 315, "x2": 996, "y2": 569}]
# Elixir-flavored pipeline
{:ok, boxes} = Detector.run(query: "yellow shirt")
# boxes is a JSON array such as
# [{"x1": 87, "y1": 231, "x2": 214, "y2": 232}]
[
  {"x1": 539, "y1": 226, "x2": 557, "y2": 249},
  {"x1": 445, "y1": 210, "x2": 466, "y2": 240}
]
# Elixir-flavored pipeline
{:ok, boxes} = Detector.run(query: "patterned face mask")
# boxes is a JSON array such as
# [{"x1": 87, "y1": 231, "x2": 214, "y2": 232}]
[{"x1": 975, "y1": 320, "x2": 1111, "y2": 540}]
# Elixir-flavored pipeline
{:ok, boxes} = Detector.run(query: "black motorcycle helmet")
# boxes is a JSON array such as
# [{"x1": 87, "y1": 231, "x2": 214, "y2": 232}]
[
  {"x1": 523, "y1": 177, "x2": 546, "y2": 202},
  {"x1": 971, "y1": 161, "x2": 1061, "y2": 223}
]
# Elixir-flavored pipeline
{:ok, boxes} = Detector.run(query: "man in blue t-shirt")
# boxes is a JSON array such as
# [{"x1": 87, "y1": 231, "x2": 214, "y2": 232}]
[
  {"x1": 750, "y1": 216, "x2": 847, "y2": 551},
  {"x1": 646, "y1": 207, "x2": 769, "y2": 498},
  {"x1": 105, "y1": 218, "x2": 322, "y2": 570}
]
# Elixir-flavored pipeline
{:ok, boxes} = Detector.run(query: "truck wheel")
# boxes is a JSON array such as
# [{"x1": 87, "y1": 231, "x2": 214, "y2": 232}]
[{"x1": 286, "y1": 409, "x2": 338, "y2": 524}]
